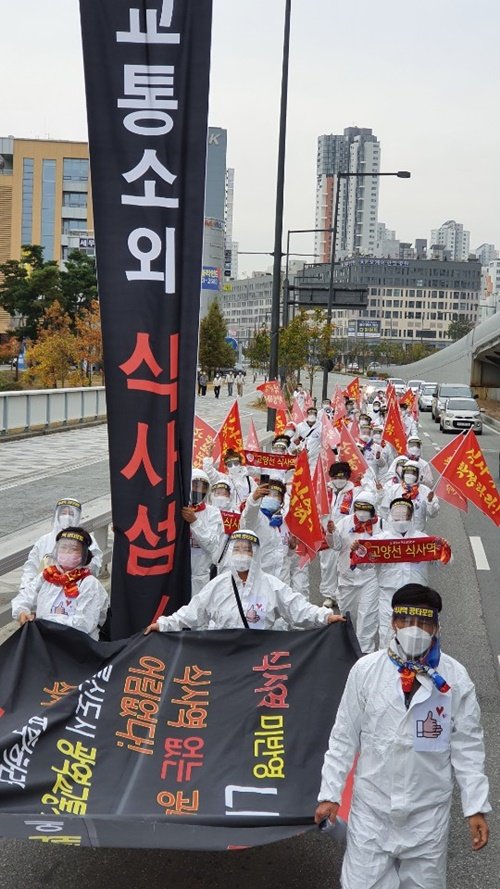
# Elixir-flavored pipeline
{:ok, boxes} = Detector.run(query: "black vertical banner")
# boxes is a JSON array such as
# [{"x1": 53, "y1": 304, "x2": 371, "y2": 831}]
[{"x1": 79, "y1": 1, "x2": 213, "y2": 636}]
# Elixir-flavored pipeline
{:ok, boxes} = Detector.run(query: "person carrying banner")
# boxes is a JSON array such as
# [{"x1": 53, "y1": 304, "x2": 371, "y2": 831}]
[
  {"x1": 294, "y1": 407, "x2": 322, "y2": 470},
  {"x1": 267, "y1": 435, "x2": 296, "y2": 485},
  {"x1": 145, "y1": 530, "x2": 345, "y2": 633},
  {"x1": 381, "y1": 460, "x2": 439, "y2": 531},
  {"x1": 319, "y1": 462, "x2": 357, "y2": 609},
  {"x1": 363, "y1": 497, "x2": 450, "y2": 645},
  {"x1": 406, "y1": 434, "x2": 434, "y2": 487},
  {"x1": 184, "y1": 469, "x2": 224, "y2": 595},
  {"x1": 12, "y1": 527, "x2": 109, "y2": 640},
  {"x1": 400, "y1": 400, "x2": 418, "y2": 437},
  {"x1": 19, "y1": 496, "x2": 103, "y2": 594},
  {"x1": 203, "y1": 446, "x2": 255, "y2": 509},
  {"x1": 240, "y1": 480, "x2": 290, "y2": 581},
  {"x1": 315, "y1": 583, "x2": 490, "y2": 889},
  {"x1": 325, "y1": 490, "x2": 380, "y2": 653},
  {"x1": 210, "y1": 480, "x2": 239, "y2": 572}
]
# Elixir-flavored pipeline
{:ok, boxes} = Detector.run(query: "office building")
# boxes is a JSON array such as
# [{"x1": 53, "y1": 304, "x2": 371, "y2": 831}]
[
  {"x1": 0, "y1": 135, "x2": 93, "y2": 333},
  {"x1": 220, "y1": 273, "x2": 274, "y2": 351},
  {"x1": 293, "y1": 254, "x2": 481, "y2": 348},
  {"x1": 314, "y1": 127, "x2": 381, "y2": 263},
  {"x1": 430, "y1": 220, "x2": 470, "y2": 262},
  {"x1": 475, "y1": 243, "x2": 497, "y2": 267}
]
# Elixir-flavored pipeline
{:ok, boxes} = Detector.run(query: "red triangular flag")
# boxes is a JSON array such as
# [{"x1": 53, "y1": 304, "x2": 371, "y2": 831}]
[
  {"x1": 291, "y1": 399, "x2": 306, "y2": 425},
  {"x1": 256, "y1": 380, "x2": 287, "y2": 411},
  {"x1": 434, "y1": 477, "x2": 468, "y2": 512},
  {"x1": 285, "y1": 449, "x2": 324, "y2": 553},
  {"x1": 439, "y1": 429, "x2": 500, "y2": 525},
  {"x1": 274, "y1": 408, "x2": 289, "y2": 436},
  {"x1": 193, "y1": 415, "x2": 220, "y2": 468},
  {"x1": 217, "y1": 400, "x2": 244, "y2": 469},
  {"x1": 313, "y1": 454, "x2": 331, "y2": 517},
  {"x1": 383, "y1": 399, "x2": 407, "y2": 455},
  {"x1": 245, "y1": 418, "x2": 260, "y2": 451},
  {"x1": 346, "y1": 377, "x2": 361, "y2": 405},
  {"x1": 332, "y1": 386, "x2": 347, "y2": 428},
  {"x1": 338, "y1": 423, "x2": 369, "y2": 485}
]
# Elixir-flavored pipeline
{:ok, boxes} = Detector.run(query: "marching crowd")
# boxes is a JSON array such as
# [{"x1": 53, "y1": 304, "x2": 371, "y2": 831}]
[{"x1": 10, "y1": 377, "x2": 491, "y2": 888}]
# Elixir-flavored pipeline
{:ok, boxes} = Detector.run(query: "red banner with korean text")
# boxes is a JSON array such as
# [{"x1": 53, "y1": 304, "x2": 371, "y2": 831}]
[
  {"x1": 291, "y1": 399, "x2": 306, "y2": 425},
  {"x1": 350, "y1": 536, "x2": 452, "y2": 568},
  {"x1": 274, "y1": 408, "x2": 289, "y2": 436},
  {"x1": 217, "y1": 401, "x2": 244, "y2": 466},
  {"x1": 383, "y1": 399, "x2": 407, "y2": 455},
  {"x1": 245, "y1": 418, "x2": 260, "y2": 451},
  {"x1": 338, "y1": 423, "x2": 369, "y2": 485},
  {"x1": 256, "y1": 380, "x2": 287, "y2": 411},
  {"x1": 438, "y1": 429, "x2": 500, "y2": 525},
  {"x1": 220, "y1": 510, "x2": 241, "y2": 536},
  {"x1": 332, "y1": 386, "x2": 347, "y2": 428},
  {"x1": 243, "y1": 450, "x2": 296, "y2": 471},
  {"x1": 193, "y1": 415, "x2": 220, "y2": 469},
  {"x1": 285, "y1": 450, "x2": 323, "y2": 555},
  {"x1": 345, "y1": 377, "x2": 361, "y2": 404},
  {"x1": 429, "y1": 433, "x2": 468, "y2": 511},
  {"x1": 79, "y1": 0, "x2": 213, "y2": 636}
]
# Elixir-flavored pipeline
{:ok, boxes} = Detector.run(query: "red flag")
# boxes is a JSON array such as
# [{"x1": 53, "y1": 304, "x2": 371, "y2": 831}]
[
  {"x1": 429, "y1": 432, "x2": 466, "y2": 474},
  {"x1": 291, "y1": 399, "x2": 306, "y2": 425},
  {"x1": 274, "y1": 408, "x2": 289, "y2": 436},
  {"x1": 338, "y1": 423, "x2": 369, "y2": 485},
  {"x1": 332, "y1": 386, "x2": 347, "y2": 428},
  {"x1": 313, "y1": 455, "x2": 331, "y2": 517},
  {"x1": 434, "y1": 477, "x2": 468, "y2": 512},
  {"x1": 383, "y1": 399, "x2": 407, "y2": 455},
  {"x1": 193, "y1": 415, "x2": 220, "y2": 468},
  {"x1": 220, "y1": 510, "x2": 241, "y2": 536},
  {"x1": 346, "y1": 377, "x2": 361, "y2": 405},
  {"x1": 245, "y1": 418, "x2": 260, "y2": 451},
  {"x1": 439, "y1": 429, "x2": 500, "y2": 525},
  {"x1": 217, "y1": 400, "x2": 244, "y2": 468},
  {"x1": 303, "y1": 390, "x2": 314, "y2": 410},
  {"x1": 256, "y1": 380, "x2": 287, "y2": 411},
  {"x1": 349, "y1": 417, "x2": 360, "y2": 442},
  {"x1": 385, "y1": 383, "x2": 397, "y2": 411},
  {"x1": 321, "y1": 411, "x2": 340, "y2": 453},
  {"x1": 285, "y1": 449, "x2": 324, "y2": 554}
]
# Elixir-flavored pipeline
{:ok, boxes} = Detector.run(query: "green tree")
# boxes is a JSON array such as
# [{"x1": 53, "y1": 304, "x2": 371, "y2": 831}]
[
  {"x1": 244, "y1": 327, "x2": 270, "y2": 371},
  {"x1": 304, "y1": 309, "x2": 336, "y2": 393},
  {"x1": 279, "y1": 311, "x2": 310, "y2": 381},
  {"x1": 60, "y1": 250, "x2": 98, "y2": 319},
  {"x1": 198, "y1": 299, "x2": 236, "y2": 375},
  {"x1": 0, "y1": 245, "x2": 61, "y2": 339},
  {"x1": 447, "y1": 318, "x2": 474, "y2": 341}
]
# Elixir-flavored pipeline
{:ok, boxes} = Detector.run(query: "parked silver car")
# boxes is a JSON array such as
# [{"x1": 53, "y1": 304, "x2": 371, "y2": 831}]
[
  {"x1": 431, "y1": 383, "x2": 475, "y2": 423},
  {"x1": 418, "y1": 383, "x2": 438, "y2": 411},
  {"x1": 439, "y1": 398, "x2": 483, "y2": 435}
]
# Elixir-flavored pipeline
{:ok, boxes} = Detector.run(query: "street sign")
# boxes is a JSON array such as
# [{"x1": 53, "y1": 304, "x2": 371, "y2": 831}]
[
  {"x1": 288, "y1": 285, "x2": 368, "y2": 309},
  {"x1": 357, "y1": 319, "x2": 381, "y2": 337},
  {"x1": 225, "y1": 336, "x2": 238, "y2": 351}
]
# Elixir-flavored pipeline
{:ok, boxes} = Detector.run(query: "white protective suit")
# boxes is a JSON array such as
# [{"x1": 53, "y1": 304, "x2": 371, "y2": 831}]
[
  {"x1": 189, "y1": 502, "x2": 224, "y2": 596},
  {"x1": 203, "y1": 457, "x2": 255, "y2": 509},
  {"x1": 401, "y1": 411, "x2": 418, "y2": 438},
  {"x1": 20, "y1": 498, "x2": 103, "y2": 592},
  {"x1": 386, "y1": 454, "x2": 433, "y2": 489},
  {"x1": 380, "y1": 482, "x2": 439, "y2": 531},
  {"x1": 318, "y1": 649, "x2": 491, "y2": 889},
  {"x1": 12, "y1": 572, "x2": 109, "y2": 640},
  {"x1": 158, "y1": 538, "x2": 332, "y2": 631},
  {"x1": 357, "y1": 438, "x2": 392, "y2": 483},
  {"x1": 294, "y1": 419, "x2": 321, "y2": 470},
  {"x1": 364, "y1": 523, "x2": 447, "y2": 646},
  {"x1": 326, "y1": 506, "x2": 380, "y2": 654},
  {"x1": 319, "y1": 481, "x2": 357, "y2": 602}
]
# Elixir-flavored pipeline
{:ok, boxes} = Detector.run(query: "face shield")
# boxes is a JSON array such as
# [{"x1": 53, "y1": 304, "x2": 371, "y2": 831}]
[
  {"x1": 359, "y1": 426, "x2": 371, "y2": 442},
  {"x1": 306, "y1": 411, "x2": 317, "y2": 427},
  {"x1": 54, "y1": 498, "x2": 82, "y2": 532},
  {"x1": 402, "y1": 461, "x2": 420, "y2": 486},
  {"x1": 389, "y1": 500, "x2": 413, "y2": 534},
  {"x1": 392, "y1": 605, "x2": 438, "y2": 659},
  {"x1": 271, "y1": 438, "x2": 289, "y2": 455},
  {"x1": 211, "y1": 483, "x2": 231, "y2": 509},
  {"x1": 54, "y1": 528, "x2": 91, "y2": 571},
  {"x1": 407, "y1": 440, "x2": 421, "y2": 458},
  {"x1": 225, "y1": 454, "x2": 246, "y2": 478},
  {"x1": 225, "y1": 530, "x2": 261, "y2": 586},
  {"x1": 395, "y1": 459, "x2": 407, "y2": 479},
  {"x1": 190, "y1": 469, "x2": 210, "y2": 506},
  {"x1": 261, "y1": 483, "x2": 285, "y2": 515}
]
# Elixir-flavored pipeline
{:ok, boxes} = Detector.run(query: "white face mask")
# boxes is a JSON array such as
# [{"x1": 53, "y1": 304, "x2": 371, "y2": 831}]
[
  {"x1": 373, "y1": 432, "x2": 382, "y2": 443},
  {"x1": 332, "y1": 477, "x2": 347, "y2": 490},
  {"x1": 403, "y1": 472, "x2": 418, "y2": 485},
  {"x1": 58, "y1": 515, "x2": 73, "y2": 529},
  {"x1": 355, "y1": 509, "x2": 372, "y2": 522},
  {"x1": 408, "y1": 447, "x2": 421, "y2": 457},
  {"x1": 231, "y1": 555, "x2": 252, "y2": 573},
  {"x1": 285, "y1": 429, "x2": 295, "y2": 438},
  {"x1": 359, "y1": 432, "x2": 370, "y2": 442},
  {"x1": 228, "y1": 464, "x2": 245, "y2": 478},
  {"x1": 396, "y1": 625, "x2": 433, "y2": 659},
  {"x1": 213, "y1": 495, "x2": 230, "y2": 509},
  {"x1": 306, "y1": 417, "x2": 317, "y2": 426},
  {"x1": 391, "y1": 519, "x2": 412, "y2": 534}
]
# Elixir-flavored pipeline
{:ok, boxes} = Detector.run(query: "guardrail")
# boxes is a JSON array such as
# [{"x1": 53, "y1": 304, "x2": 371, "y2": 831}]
[
  {"x1": 0, "y1": 386, "x2": 107, "y2": 436},
  {"x1": 0, "y1": 495, "x2": 113, "y2": 580}
]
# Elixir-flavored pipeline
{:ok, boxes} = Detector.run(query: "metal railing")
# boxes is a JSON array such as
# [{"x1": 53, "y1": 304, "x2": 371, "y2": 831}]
[{"x1": 0, "y1": 386, "x2": 107, "y2": 435}]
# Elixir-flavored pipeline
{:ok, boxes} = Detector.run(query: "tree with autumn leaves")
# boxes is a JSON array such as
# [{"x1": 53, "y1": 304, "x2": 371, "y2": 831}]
[{"x1": 25, "y1": 300, "x2": 103, "y2": 389}]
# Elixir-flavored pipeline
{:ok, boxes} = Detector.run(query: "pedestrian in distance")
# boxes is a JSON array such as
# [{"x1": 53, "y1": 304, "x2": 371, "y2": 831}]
[
  {"x1": 226, "y1": 371, "x2": 235, "y2": 397},
  {"x1": 199, "y1": 370, "x2": 208, "y2": 396},
  {"x1": 236, "y1": 372, "x2": 244, "y2": 397},
  {"x1": 213, "y1": 372, "x2": 222, "y2": 399},
  {"x1": 315, "y1": 583, "x2": 490, "y2": 889}
]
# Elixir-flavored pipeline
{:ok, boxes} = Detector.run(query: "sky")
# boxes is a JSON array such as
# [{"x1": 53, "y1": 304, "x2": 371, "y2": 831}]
[{"x1": 2, "y1": 0, "x2": 500, "y2": 274}]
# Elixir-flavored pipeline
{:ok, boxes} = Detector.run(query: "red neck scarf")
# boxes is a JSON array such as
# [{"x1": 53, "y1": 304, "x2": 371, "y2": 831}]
[
  {"x1": 353, "y1": 515, "x2": 378, "y2": 535},
  {"x1": 402, "y1": 484, "x2": 419, "y2": 501},
  {"x1": 193, "y1": 502, "x2": 206, "y2": 513},
  {"x1": 43, "y1": 565, "x2": 91, "y2": 599}
]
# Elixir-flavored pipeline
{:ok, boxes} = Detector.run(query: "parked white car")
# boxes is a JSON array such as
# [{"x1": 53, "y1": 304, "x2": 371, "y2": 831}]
[
  {"x1": 418, "y1": 382, "x2": 438, "y2": 411},
  {"x1": 408, "y1": 379, "x2": 425, "y2": 393},
  {"x1": 388, "y1": 377, "x2": 407, "y2": 396},
  {"x1": 439, "y1": 397, "x2": 483, "y2": 435}
]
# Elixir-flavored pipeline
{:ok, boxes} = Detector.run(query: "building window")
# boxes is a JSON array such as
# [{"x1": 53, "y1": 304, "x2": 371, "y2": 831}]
[
  {"x1": 21, "y1": 158, "x2": 34, "y2": 245},
  {"x1": 63, "y1": 191, "x2": 87, "y2": 208},
  {"x1": 41, "y1": 159, "x2": 56, "y2": 260},
  {"x1": 62, "y1": 218, "x2": 87, "y2": 233},
  {"x1": 63, "y1": 158, "x2": 89, "y2": 181}
]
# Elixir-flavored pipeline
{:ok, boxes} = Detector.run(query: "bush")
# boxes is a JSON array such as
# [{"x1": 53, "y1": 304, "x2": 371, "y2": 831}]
[{"x1": 0, "y1": 371, "x2": 24, "y2": 391}]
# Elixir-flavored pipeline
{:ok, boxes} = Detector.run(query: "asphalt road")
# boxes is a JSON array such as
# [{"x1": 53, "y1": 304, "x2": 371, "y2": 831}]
[{"x1": 0, "y1": 378, "x2": 499, "y2": 887}]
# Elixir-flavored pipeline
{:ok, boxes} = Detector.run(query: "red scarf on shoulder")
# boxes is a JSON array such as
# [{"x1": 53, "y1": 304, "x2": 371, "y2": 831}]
[{"x1": 43, "y1": 565, "x2": 91, "y2": 599}]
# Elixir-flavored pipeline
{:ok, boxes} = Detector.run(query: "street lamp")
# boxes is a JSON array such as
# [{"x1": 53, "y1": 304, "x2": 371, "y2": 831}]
[{"x1": 321, "y1": 170, "x2": 411, "y2": 399}]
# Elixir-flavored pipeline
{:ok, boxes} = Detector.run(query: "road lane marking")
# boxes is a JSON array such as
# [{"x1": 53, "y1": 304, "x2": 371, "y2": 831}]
[
  {"x1": 423, "y1": 432, "x2": 430, "y2": 438},
  {"x1": 469, "y1": 537, "x2": 490, "y2": 571},
  {"x1": 483, "y1": 422, "x2": 500, "y2": 436}
]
